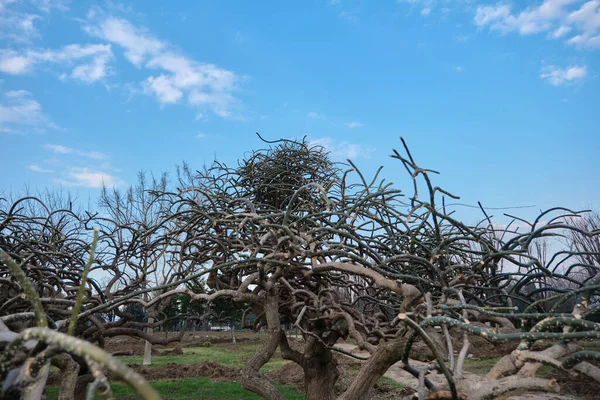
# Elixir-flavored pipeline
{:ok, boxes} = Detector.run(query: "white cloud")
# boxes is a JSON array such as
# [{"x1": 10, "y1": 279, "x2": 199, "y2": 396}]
[
  {"x1": 345, "y1": 121, "x2": 364, "y2": 128},
  {"x1": 0, "y1": 53, "x2": 31, "y2": 74},
  {"x1": 84, "y1": 15, "x2": 241, "y2": 118},
  {"x1": 43, "y1": 144, "x2": 109, "y2": 160},
  {"x1": 474, "y1": 1, "x2": 600, "y2": 49},
  {"x1": 0, "y1": 0, "x2": 69, "y2": 43},
  {"x1": 28, "y1": 164, "x2": 54, "y2": 173},
  {"x1": 0, "y1": 13, "x2": 40, "y2": 43},
  {"x1": 30, "y1": 0, "x2": 69, "y2": 13},
  {"x1": 84, "y1": 17, "x2": 163, "y2": 67},
  {"x1": 454, "y1": 65, "x2": 465, "y2": 72},
  {"x1": 195, "y1": 132, "x2": 223, "y2": 139},
  {"x1": 0, "y1": 44, "x2": 114, "y2": 83},
  {"x1": 540, "y1": 64, "x2": 587, "y2": 85},
  {"x1": 398, "y1": 0, "x2": 436, "y2": 17},
  {"x1": 36, "y1": 143, "x2": 124, "y2": 187},
  {"x1": 142, "y1": 74, "x2": 183, "y2": 104},
  {"x1": 57, "y1": 167, "x2": 124, "y2": 188},
  {"x1": 0, "y1": 90, "x2": 57, "y2": 133},
  {"x1": 310, "y1": 137, "x2": 374, "y2": 159},
  {"x1": 566, "y1": 0, "x2": 600, "y2": 47},
  {"x1": 551, "y1": 25, "x2": 572, "y2": 37},
  {"x1": 474, "y1": 4, "x2": 512, "y2": 30},
  {"x1": 567, "y1": 32, "x2": 600, "y2": 46},
  {"x1": 188, "y1": 90, "x2": 235, "y2": 118},
  {"x1": 307, "y1": 111, "x2": 326, "y2": 119}
]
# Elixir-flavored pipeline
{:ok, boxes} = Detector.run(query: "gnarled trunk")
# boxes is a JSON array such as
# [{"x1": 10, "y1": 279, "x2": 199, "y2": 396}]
[
  {"x1": 339, "y1": 338, "x2": 404, "y2": 400},
  {"x1": 55, "y1": 354, "x2": 80, "y2": 400},
  {"x1": 239, "y1": 293, "x2": 285, "y2": 400},
  {"x1": 303, "y1": 337, "x2": 339, "y2": 400}
]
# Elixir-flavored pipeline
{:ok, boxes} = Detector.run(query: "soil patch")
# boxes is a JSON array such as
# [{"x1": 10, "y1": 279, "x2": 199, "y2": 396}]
[
  {"x1": 102, "y1": 331, "x2": 261, "y2": 355},
  {"x1": 127, "y1": 361, "x2": 239, "y2": 382},
  {"x1": 553, "y1": 369, "x2": 600, "y2": 399}
]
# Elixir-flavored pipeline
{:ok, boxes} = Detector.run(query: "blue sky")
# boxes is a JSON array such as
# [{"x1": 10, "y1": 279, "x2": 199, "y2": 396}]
[{"x1": 1, "y1": 0, "x2": 599, "y2": 222}]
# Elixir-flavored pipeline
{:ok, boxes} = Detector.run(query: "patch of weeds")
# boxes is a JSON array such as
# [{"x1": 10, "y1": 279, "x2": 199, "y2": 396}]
[
  {"x1": 462, "y1": 357, "x2": 501, "y2": 375},
  {"x1": 46, "y1": 376, "x2": 305, "y2": 400}
]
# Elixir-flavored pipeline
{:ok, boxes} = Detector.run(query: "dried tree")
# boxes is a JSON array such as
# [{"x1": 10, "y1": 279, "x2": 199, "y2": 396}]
[
  {"x1": 152, "y1": 137, "x2": 600, "y2": 399},
  {"x1": 0, "y1": 197, "x2": 159, "y2": 399},
  {"x1": 2, "y1": 137, "x2": 600, "y2": 400}
]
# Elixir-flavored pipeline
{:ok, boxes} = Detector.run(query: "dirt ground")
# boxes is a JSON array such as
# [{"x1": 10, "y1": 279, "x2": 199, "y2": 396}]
[
  {"x1": 103, "y1": 330, "x2": 257, "y2": 356},
  {"x1": 128, "y1": 361, "x2": 239, "y2": 382}
]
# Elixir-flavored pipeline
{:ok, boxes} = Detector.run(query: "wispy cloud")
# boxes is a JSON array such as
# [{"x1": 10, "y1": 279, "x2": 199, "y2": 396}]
[
  {"x1": 540, "y1": 64, "x2": 587, "y2": 85},
  {"x1": 474, "y1": 1, "x2": 600, "y2": 49},
  {"x1": 397, "y1": 0, "x2": 437, "y2": 17},
  {"x1": 307, "y1": 111, "x2": 327, "y2": 119},
  {"x1": 43, "y1": 144, "x2": 109, "y2": 160},
  {"x1": 339, "y1": 10, "x2": 359, "y2": 23},
  {"x1": 0, "y1": 90, "x2": 58, "y2": 134},
  {"x1": 0, "y1": 11, "x2": 40, "y2": 43},
  {"x1": 0, "y1": 0, "x2": 67, "y2": 43},
  {"x1": 83, "y1": 13, "x2": 241, "y2": 118},
  {"x1": 0, "y1": 44, "x2": 114, "y2": 83},
  {"x1": 454, "y1": 65, "x2": 465, "y2": 72},
  {"x1": 327, "y1": 0, "x2": 359, "y2": 23},
  {"x1": 310, "y1": 137, "x2": 375, "y2": 159},
  {"x1": 56, "y1": 167, "x2": 124, "y2": 188},
  {"x1": 36, "y1": 143, "x2": 124, "y2": 187},
  {"x1": 345, "y1": 121, "x2": 364, "y2": 128},
  {"x1": 28, "y1": 164, "x2": 54, "y2": 173}
]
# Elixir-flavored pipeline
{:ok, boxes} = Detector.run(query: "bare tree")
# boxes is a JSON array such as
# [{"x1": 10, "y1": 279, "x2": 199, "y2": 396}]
[
  {"x1": 2, "y1": 137, "x2": 600, "y2": 400},
  {"x1": 567, "y1": 211, "x2": 600, "y2": 278}
]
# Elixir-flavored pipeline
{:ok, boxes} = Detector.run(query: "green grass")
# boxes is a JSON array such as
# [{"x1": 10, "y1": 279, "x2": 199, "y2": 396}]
[
  {"x1": 119, "y1": 344, "x2": 288, "y2": 373},
  {"x1": 462, "y1": 357, "x2": 501, "y2": 375},
  {"x1": 118, "y1": 345, "x2": 258, "y2": 368},
  {"x1": 379, "y1": 376, "x2": 406, "y2": 388},
  {"x1": 46, "y1": 340, "x2": 410, "y2": 399},
  {"x1": 260, "y1": 358, "x2": 290, "y2": 372},
  {"x1": 46, "y1": 377, "x2": 304, "y2": 400}
]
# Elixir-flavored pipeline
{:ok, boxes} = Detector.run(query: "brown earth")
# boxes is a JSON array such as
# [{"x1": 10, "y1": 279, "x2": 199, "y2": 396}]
[
  {"x1": 102, "y1": 330, "x2": 260, "y2": 356},
  {"x1": 127, "y1": 361, "x2": 239, "y2": 382}
]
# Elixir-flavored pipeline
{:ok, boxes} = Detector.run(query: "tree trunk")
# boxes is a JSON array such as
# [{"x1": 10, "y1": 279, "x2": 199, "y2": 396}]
[
  {"x1": 239, "y1": 293, "x2": 285, "y2": 400},
  {"x1": 339, "y1": 338, "x2": 405, "y2": 400},
  {"x1": 143, "y1": 315, "x2": 154, "y2": 366},
  {"x1": 303, "y1": 337, "x2": 339, "y2": 400},
  {"x1": 56, "y1": 354, "x2": 80, "y2": 400}
]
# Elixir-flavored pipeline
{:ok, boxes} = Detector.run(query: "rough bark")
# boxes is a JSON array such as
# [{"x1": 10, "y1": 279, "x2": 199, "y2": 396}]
[
  {"x1": 55, "y1": 354, "x2": 80, "y2": 400},
  {"x1": 22, "y1": 364, "x2": 50, "y2": 400},
  {"x1": 487, "y1": 342, "x2": 580, "y2": 380},
  {"x1": 239, "y1": 293, "x2": 285, "y2": 400},
  {"x1": 468, "y1": 375, "x2": 559, "y2": 400},
  {"x1": 302, "y1": 336, "x2": 339, "y2": 400},
  {"x1": 143, "y1": 312, "x2": 155, "y2": 366},
  {"x1": 339, "y1": 338, "x2": 405, "y2": 400},
  {"x1": 517, "y1": 343, "x2": 579, "y2": 377}
]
